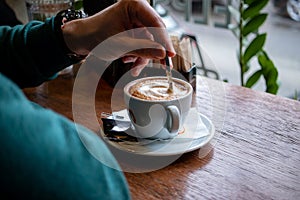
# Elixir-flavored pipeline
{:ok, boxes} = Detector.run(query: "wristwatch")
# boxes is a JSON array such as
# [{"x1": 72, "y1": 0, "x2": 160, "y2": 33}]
[{"x1": 54, "y1": 9, "x2": 88, "y2": 61}]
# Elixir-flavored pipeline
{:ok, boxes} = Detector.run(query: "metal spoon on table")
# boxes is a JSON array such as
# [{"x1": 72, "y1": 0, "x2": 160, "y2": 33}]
[{"x1": 165, "y1": 55, "x2": 173, "y2": 93}]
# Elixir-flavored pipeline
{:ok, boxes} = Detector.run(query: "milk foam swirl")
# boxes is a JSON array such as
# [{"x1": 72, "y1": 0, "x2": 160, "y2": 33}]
[{"x1": 130, "y1": 79, "x2": 189, "y2": 100}]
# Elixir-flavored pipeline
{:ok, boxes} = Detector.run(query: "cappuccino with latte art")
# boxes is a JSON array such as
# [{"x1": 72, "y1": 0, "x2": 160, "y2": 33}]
[
  {"x1": 129, "y1": 77, "x2": 190, "y2": 101},
  {"x1": 124, "y1": 76, "x2": 193, "y2": 139}
]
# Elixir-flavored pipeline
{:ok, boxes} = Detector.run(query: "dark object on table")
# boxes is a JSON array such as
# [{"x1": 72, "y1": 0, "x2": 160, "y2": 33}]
[{"x1": 101, "y1": 112, "x2": 138, "y2": 142}]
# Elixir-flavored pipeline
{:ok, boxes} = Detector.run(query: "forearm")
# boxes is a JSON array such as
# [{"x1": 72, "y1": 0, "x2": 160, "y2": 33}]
[{"x1": 0, "y1": 17, "x2": 76, "y2": 88}]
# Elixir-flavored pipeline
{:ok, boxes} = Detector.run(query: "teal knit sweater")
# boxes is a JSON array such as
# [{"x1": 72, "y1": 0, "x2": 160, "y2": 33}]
[{"x1": 0, "y1": 18, "x2": 130, "y2": 199}]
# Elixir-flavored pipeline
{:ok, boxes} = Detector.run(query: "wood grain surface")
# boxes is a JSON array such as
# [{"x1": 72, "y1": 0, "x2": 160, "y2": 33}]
[{"x1": 23, "y1": 73, "x2": 300, "y2": 200}]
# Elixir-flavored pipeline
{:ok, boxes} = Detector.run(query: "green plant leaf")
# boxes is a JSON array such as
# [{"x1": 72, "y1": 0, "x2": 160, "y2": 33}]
[
  {"x1": 242, "y1": 64, "x2": 250, "y2": 73},
  {"x1": 244, "y1": 0, "x2": 260, "y2": 4},
  {"x1": 242, "y1": 0, "x2": 268, "y2": 20},
  {"x1": 242, "y1": 13, "x2": 267, "y2": 36},
  {"x1": 244, "y1": 33, "x2": 266, "y2": 63},
  {"x1": 259, "y1": 51, "x2": 276, "y2": 77},
  {"x1": 266, "y1": 83, "x2": 279, "y2": 94},
  {"x1": 293, "y1": 90, "x2": 299, "y2": 100},
  {"x1": 74, "y1": 0, "x2": 83, "y2": 10},
  {"x1": 266, "y1": 68, "x2": 278, "y2": 86},
  {"x1": 258, "y1": 51, "x2": 279, "y2": 94},
  {"x1": 245, "y1": 70, "x2": 262, "y2": 88},
  {"x1": 258, "y1": 51, "x2": 268, "y2": 67},
  {"x1": 263, "y1": 64, "x2": 278, "y2": 86}
]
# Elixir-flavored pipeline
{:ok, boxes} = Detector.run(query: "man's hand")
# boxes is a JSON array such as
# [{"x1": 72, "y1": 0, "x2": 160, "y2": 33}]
[{"x1": 62, "y1": 0, "x2": 175, "y2": 76}]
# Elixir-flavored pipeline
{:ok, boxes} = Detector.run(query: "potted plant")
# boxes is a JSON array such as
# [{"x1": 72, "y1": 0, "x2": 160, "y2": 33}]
[{"x1": 228, "y1": 0, "x2": 279, "y2": 94}]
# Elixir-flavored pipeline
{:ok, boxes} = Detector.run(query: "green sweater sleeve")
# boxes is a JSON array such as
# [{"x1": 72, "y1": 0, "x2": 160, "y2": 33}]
[
  {"x1": 0, "y1": 73, "x2": 130, "y2": 199},
  {"x1": 0, "y1": 17, "x2": 76, "y2": 88}
]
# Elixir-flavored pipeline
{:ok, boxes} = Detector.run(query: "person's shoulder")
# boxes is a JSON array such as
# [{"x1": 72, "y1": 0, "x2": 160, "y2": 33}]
[{"x1": 0, "y1": 73, "x2": 130, "y2": 200}]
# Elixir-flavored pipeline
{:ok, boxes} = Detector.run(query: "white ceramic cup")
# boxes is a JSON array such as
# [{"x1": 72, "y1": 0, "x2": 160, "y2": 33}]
[{"x1": 124, "y1": 76, "x2": 193, "y2": 140}]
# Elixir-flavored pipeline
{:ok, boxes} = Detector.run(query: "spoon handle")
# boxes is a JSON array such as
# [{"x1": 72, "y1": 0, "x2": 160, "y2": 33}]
[{"x1": 165, "y1": 55, "x2": 173, "y2": 93}]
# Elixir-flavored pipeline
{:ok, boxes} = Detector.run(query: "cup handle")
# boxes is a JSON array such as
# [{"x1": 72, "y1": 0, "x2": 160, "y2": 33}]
[{"x1": 166, "y1": 105, "x2": 180, "y2": 136}]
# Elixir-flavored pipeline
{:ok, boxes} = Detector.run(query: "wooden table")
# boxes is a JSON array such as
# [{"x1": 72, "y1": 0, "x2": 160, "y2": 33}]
[{"x1": 23, "y1": 71, "x2": 300, "y2": 200}]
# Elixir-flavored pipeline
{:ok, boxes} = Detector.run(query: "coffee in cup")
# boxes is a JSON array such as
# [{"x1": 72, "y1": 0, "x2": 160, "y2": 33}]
[
  {"x1": 124, "y1": 76, "x2": 193, "y2": 139},
  {"x1": 129, "y1": 78, "x2": 190, "y2": 101}
]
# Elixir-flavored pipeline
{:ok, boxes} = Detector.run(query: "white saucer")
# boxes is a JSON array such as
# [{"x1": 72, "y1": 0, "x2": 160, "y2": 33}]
[{"x1": 100, "y1": 108, "x2": 215, "y2": 156}]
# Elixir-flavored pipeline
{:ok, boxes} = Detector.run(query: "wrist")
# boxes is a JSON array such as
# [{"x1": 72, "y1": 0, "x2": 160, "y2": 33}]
[{"x1": 54, "y1": 9, "x2": 88, "y2": 60}]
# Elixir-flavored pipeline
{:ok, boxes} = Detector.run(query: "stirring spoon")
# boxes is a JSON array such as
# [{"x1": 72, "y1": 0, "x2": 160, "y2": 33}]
[{"x1": 165, "y1": 55, "x2": 173, "y2": 93}]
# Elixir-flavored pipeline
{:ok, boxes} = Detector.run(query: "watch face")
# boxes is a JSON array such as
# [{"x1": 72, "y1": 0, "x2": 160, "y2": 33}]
[{"x1": 57, "y1": 9, "x2": 87, "y2": 23}]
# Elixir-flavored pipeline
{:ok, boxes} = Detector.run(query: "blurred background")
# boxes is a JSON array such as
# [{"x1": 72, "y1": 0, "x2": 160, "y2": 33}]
[
  {"x1": 156, "y1": 0, "x2": 300, "y2": 99},
  {"x1": 2, "y1": 0, "x2": 300, "y2": 99}
]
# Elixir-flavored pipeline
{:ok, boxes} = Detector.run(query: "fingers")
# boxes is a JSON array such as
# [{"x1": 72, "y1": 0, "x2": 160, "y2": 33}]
[
  {"x1": 121, "y1": 56, "x2": 146, "y2": 76},
  {"x1": 123, "y1": 0, "x2": 176, "y2": 56},
  {"x1": 66, "y1": 0, "x2": 176, "y2": 59},
  {"x1": 160, "y1": 56, "x2": 174, "y2": 70},
  {"x1": 122, "y1": 56, "x2": 137, "y2": 63},
  {"x1": 130, "y1": 57, "x2": 150, "y2": 76}
]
